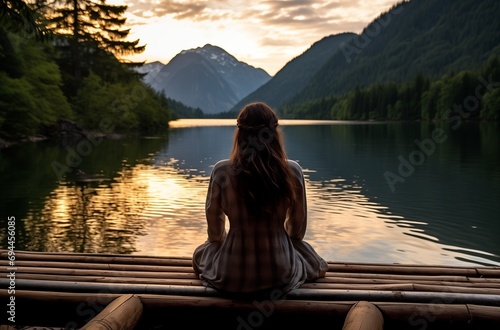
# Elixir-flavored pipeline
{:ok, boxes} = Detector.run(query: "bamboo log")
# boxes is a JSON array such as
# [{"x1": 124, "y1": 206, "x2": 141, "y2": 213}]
[
  {"x1": 80, "y1": 294, "x2": 143, "y2": 330},
  {"x1": 328, "y1": 264, "x2": 479, "y2": 276},
  {"x1": 4, "y1": 278, "x2": 500, "y2": 306},
  {"x1": 1, "y1": 278, "x2": 220, "y2": 296},
  {"x1": 2, "y1": 266, "x2": 198, "y2": 279},
  {"x1": 286, "y1": 288, "x2": 500, "y2": 306},
  {"x1": 7, "y1": 267, "x2": 500, "y2": 289},
  {"x1": 318, "y1": 277, "x2": 450, "y2": 285},
  {"x1": 0, "y1": 260, "x2": 193, "y2": 273},
  {"x1": 300, "y1": 282, "x2": 500, "y2": 294},
  {"x1": 7, "y1": 269, "x2": 500, "y2": 295},
  {"x1": 0, "y1": 272, "x2": 202, "y2": 286},
  {"x1": 342, "y1": 301, "x2": 383, "y2": 330},
  {"x1": 2, "y1": 261, "x2": 493, "y2": 280},
  {"x1": 324, "y1": 273, "x2": 471, "y2": 282},
  {"x1": 469, "y1": 277, "x2": 500, "y2": 284},
  {"x1": 6, "y1": 269, "x2": 485, "y2": 284},
  {"x1": 317, "y1": 277, "x2": 500, "y2": 288},
  {"x1": 7, "y1": 269, "x2": 500, "y2": 289},
  {"x1": 4, "y1": 250, "x2": 499, "y2": 275},
  {"x1": 4, "y1": 272, "x2": 500, "y2": 295},
  {"x1": 8, "y1": 249, "x2": 499, "y2": 270},
  {"x1": 0, "y1": 249, "x2": 191, "y2": 261},
  {"x1": 3, "y1": 290, "x2": 500, "y2": 329},
  {"x1": 0, "y1": 250, "x2": 192, "y2": 267}
]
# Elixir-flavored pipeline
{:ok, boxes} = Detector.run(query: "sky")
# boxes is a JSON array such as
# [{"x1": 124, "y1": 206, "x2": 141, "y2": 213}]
[{"x1": 112, "y1": 0, "x2": 403, "y2": 76}]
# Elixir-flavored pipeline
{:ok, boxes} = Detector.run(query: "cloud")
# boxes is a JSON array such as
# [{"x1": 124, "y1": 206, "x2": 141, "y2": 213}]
[
  {"x1": 119, "y1": 0, "x2": 402, "y2": 75},
  {"x1": 126, "y1": 0, "x2": 392, "y2": 28}
]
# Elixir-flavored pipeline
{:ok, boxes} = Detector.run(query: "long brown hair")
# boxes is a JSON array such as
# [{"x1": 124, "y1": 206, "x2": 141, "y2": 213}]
[{"x1": 229, "y1": 102, "x2": 297, "y2": 216}]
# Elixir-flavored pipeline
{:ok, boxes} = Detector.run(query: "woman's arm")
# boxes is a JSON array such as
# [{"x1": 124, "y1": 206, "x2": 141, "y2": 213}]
[
  {"x1": 205, "y1": 162, "x2": 227, "y2": 243},
  {"x1": 285, "y1": 160, "x2": 308, "y2": 240}
]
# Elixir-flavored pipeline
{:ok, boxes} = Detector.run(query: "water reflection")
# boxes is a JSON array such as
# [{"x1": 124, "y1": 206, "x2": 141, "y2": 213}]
[{"x1": 302, "y1": 174, "x2": 499, "y2": 266}]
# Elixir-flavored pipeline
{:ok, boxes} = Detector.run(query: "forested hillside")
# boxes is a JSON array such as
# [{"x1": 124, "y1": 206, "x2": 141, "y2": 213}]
[
  {"x1": 0, "y1": 0, "x2": 172, "y2": 142},
  {"x1": 281, "y1": 56, "x2": 500, "y2": 121},
  {"x1": 258, "y1": 0, "x2": 499, "y2": 121},
  {"x1": 294, "y1": 0, "x2": 500, "y2": 102},
  {"x1": 230, "y1": 32, "x2": 356, "y2": 112}
]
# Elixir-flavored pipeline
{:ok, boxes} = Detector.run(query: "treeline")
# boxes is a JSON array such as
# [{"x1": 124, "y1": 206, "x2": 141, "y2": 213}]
[
  {"x1": 164, "y1": 95, "x2": 204, "y2": 119},
  {"x1": 280, "y1": 55, "x2": 500, "y2": 121},
  {"x1": 0, "y1": 0, "x2": 172, "y2": 140}
]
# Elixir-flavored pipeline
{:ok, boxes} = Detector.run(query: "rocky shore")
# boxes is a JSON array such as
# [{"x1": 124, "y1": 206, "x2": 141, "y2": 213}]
[{"x1": 0, "y1": 119, "x2": 128, "y2": 149}]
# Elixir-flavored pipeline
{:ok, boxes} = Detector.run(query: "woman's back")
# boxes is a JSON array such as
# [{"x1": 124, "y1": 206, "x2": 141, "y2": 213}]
[{"x1": 192, "y1": 102, "x2": 328, "y2": 295}]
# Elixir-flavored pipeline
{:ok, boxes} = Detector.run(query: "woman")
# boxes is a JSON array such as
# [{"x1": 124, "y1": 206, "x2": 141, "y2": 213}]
[{"x1": 193, "y1": 102, "x2": 328, "y2": 295}]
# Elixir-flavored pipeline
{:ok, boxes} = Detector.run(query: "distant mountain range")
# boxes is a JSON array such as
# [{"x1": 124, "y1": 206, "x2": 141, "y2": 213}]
[{"x1": 137, "y1": 44, "x2": 271, "y2": 114}]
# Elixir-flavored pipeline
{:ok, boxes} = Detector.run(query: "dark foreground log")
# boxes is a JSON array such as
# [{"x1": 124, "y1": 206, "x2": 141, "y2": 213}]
[
  {"x1": 2, "y1": 290, "x2": 500, "y2": 330},
  {"x1": 342, "y1": 301, "x2": 384, "y2": 330},
  {"x1": 81, "y1": 294, "x2": 143, "y2": 330}
]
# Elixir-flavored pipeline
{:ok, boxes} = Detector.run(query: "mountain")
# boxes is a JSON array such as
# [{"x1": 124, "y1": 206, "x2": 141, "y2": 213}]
[
  {"x1": 143, "y1": 44, "x2": 271, "y2": 114},
  {"x1": 289, "y1": 0, "x2": 500, "y2": 106},
  {"x1": 233, "y1": 0, "x2": 499, "y2": 118},
  {"x1": 231, "y1": 32, "x2": 356, "y2": 112}
]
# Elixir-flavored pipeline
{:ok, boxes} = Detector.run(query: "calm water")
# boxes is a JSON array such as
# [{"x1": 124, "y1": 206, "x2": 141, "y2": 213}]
[{"x1": 1, "y1": 119, "x2": 499, "y2": 266}]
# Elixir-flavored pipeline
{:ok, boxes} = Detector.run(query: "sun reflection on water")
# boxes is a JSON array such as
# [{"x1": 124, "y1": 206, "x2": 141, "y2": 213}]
[{"x1": 20, "y1": 156, "x2": 500, "y2": 266}]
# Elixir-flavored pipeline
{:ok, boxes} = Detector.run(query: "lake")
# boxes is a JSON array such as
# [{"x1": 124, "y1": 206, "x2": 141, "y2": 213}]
[{"x1": 1, "y1": 119, "x2": 499, "y2": 267}]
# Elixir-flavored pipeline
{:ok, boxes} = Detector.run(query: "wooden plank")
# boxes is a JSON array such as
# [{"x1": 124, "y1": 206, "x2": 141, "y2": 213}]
[
  {"x1": 5, "y1": 272, "x2": 500, "y2": 294},
  {"x1": 468, "y1": 277, "x2": 500, "y2": 284},
  {"x1": 324, "y1": 273, "x2": 471, "y2": 282},
  {"x1": 301, "y1": 282, "x2": 500, "y2": 295},
  {"x1": 0, "y1": 272, "x2": 202, "y2": 286},
  {"x1": 5, "y1": 267, "x2": 197, "y2": 279},
  {"x1": 287, "y1": 288, "x2": 500, "y2": 306},
  {"x1": 5, "y1": 278, "x2": 500, "y2": 306},
  {"x1": 0, "y1": 260, "x2": 193, "y2": 273},
  {"x1": 4, "y1": 250, "x2": 499, "y2": 274},
  {"x1": 0, "y1": 250, "x2": 192, "y2": 267},
  {"x1": 0, "y1": 249, "x2": 191, "y2": 261},
  {"x1": 80, "y1": 294, "x2": 143, "y2": 330},
  {"x1": 342, "y1": 301, "x2": 383, "y2": 330},
  {"x1": 328, "y1": 264, "x2": 479, "y2": 276},
  {"x1": 318, "y1": 277, "x2": 500, "y2": 288},
  {"x1": 4, "y1": 266, "x2": 198, "y2": 279}
]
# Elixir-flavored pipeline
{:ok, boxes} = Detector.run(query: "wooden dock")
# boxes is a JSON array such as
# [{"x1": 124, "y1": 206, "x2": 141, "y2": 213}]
[{"x1": 1, "y1": 249, "x2": 500, "y2": 329}]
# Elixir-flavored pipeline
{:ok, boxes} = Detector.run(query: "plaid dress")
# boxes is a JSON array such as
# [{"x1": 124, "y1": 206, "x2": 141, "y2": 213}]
[{"x1": 193, "y1": 159, "x2": 328, "y2": 294}]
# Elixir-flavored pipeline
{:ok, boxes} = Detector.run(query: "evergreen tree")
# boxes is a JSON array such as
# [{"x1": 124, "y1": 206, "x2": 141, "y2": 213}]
[
  {"x1": 46, "y1": 0, "x2": 145, "y2": 92},
  {"x1": 0, "y1": 0, "x2": 47, "y2": 40}
]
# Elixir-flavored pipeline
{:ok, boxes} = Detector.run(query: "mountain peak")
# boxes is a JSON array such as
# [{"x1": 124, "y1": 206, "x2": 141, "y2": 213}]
[
  {"x1": 182, "y1": 44, "x2": 239, "y2": 69},
  {"x1": 141, "y1": 44, "x2": 271, "y2": 114}
]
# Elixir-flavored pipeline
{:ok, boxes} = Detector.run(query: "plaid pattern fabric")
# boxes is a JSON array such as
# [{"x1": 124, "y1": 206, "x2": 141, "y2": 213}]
[{"x1": 193, "y1": 159, "x2": 328, "y2": 294}]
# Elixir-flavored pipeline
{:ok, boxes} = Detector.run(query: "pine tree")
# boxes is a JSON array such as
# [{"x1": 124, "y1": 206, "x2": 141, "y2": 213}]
[
  {"x1": 0, "y1": 0, "x2": 47, "y2": 40},
  {"x1": 46, "y1": 0, "x2": 145, "y2": 92}
]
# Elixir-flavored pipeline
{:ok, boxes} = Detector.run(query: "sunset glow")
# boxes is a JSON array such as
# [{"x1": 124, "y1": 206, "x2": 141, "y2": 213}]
[{"x1": 109, "y1": 0, "x2": 402, "y2": 75}]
